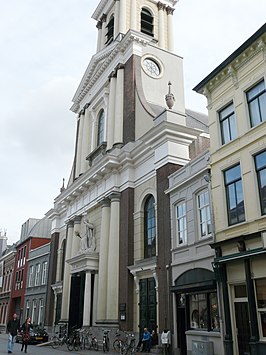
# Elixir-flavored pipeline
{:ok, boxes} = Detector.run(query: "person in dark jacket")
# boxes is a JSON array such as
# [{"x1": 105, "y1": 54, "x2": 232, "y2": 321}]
[
  {"x1": 7, "y1": 313, "x2": 20, "y2": 354},
  {"x1": 20, "y1": 317, "x2": 33, "y2": 353}
]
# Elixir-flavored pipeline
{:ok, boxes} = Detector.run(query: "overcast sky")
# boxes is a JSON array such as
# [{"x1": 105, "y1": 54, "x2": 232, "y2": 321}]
[{"x1": 0, "y1": 0, "x2": 265, "y2": 244}]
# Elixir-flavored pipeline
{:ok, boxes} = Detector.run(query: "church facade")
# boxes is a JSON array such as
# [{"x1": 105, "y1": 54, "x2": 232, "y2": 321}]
[{"x1": 47, "y1": 0, "x2": 208, "y2": 338}]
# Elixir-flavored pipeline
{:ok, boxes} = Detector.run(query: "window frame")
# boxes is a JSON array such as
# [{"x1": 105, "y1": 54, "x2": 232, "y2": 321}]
[
  {"x1": 219, "y1": 102, "x2": 237, "y2": 145},
  {"x1": 34, "y1": 263, "x2": 41, "y2": 286},
  {"x1": 41, "y1": 261, "x2": 48, "y2": 285},
  {"x1": 175, "y1": 201, "x2": 187, "y2": 246},
  {"x1": 105, "y1": 15, "x2": 114, "y2": 45},
  {"x1": 254, "y1": 150, "x2": 266, "y2": 215},
  {"x1": 141, "y1": 7, "x2": 154, "y2": 37},
  {"x1": 255, "y1": 278, "x2": 266, "y2": 339},
  {"x1": 224, "y1": 164, "x2": 246, "y2": 226},
  {"x1": 144, "y1": 195, "x2": 156, "y2": 259},
  {"x1": 197, "y1": 189, "x2": 212, "y2": 239},
  {"x1": 97, "y1": 109, "x2": 105, "y2": 147},
  {"x1": 246, "y1": 80, "x2": 266, "y2": 127}
]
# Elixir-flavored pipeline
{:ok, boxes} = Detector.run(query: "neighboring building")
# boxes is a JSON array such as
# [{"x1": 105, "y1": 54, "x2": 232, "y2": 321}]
[
  {"x1": 24, "y1": 242, "x2": 50, "y2": 327},
  {"x1": 167, "y1": 145, "x2": 223, "y2": 355},
  {"x1": 0, "y1": 237, "x2": 16, "y2": 332},
  {"x1": 47, "y1": 0, "x2": 208, "y2": 336},
  {"x1": 9, "y1": 217, "x2": 51, "y2": 322},
  {"x1": 194, "y1": 24, "x2": 266, "y2": 355}
]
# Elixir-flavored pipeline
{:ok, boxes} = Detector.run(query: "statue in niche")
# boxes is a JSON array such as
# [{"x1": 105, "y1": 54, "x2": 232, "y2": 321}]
[{"x1": 79, "y1": 217, "x2": 96, "y2": 252}]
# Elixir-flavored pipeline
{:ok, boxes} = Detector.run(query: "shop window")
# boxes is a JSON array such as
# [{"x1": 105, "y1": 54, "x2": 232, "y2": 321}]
[
  {"x1": 246, "y1": 80, "x2": 266, "y2": 127},
  {"x1": 219, "y1": 102, "x2": 237, "y2": 145},
  {"x1": 256, "y1": 278, "x2": 266, "y2": 337},
  {"x1": 141, "y1": 8, "x2": 154, "y2": 37},
  {"x1": 254, "y1": 150, "x2": 266, "y2": 215},
  {"x1": 224, "y1": 164, "x2": 245, "y2": 225},
  {"x1": 176, "y1": 202, "x2": 187, "y2": 245},
  {"x1": 190, "y1": 292, "x2": 219, "y2": 331},
  {"x1": 144, "y1": 195, "x2": 156, "y2": 258},
  {"x1": 197, "y1": 190, "x2": 211, "y2": 238}
]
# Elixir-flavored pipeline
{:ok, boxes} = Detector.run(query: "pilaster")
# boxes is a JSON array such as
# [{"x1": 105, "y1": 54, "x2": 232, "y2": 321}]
[
  {"x1": 166, "y1": 6, "x2": 175, "y2": 52},
  {"x1": 114, "y1": 64, "x2": 124, "y2": 146},
  {"x1": 83, "y1": 271, "x2": 92, "y2": 327}
]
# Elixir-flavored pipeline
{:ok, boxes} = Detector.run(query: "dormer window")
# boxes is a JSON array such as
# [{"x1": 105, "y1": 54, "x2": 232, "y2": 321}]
[
  {"x1": 105, "y1": 15, "x2": 114, "y2": 45},
  {"x1": 141, "y1": 8, "x2": 154, "y2": 37}
]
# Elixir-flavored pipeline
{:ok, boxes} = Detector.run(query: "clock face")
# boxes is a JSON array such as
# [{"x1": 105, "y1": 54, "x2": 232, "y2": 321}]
[{"x1": 143, "y1": 58, "x2": 161, "y2": 77}]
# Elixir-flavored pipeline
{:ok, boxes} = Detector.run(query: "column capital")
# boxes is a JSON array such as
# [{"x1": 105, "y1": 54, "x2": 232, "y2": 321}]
[
  {"x1": 100, "y1": 197, "x2": 111, "y2": 208},
  {"x1": 157, "y1": 2, "x2": 166, "y2": 11},
  {"x1": 109, "y1": 192, "x2": 121, "y2": 202},
  {"x1": 100, "y1": 14, "x2": 107, "y2": 23},
  {"x1": 74, "y1": 216, "x2": 82, "y2": 224},
  {"x1": 67, "y1": 220, "x2": 74, "y2": 228},
  {"x1": 166, "y1": 6, "x2": 175, "y2": 15},
  {"x1": 96, "y1": 21, "x2": 102, "y2": 29}
]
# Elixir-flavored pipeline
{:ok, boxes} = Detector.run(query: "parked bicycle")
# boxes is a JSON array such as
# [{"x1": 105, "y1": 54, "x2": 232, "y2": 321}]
[
  {"x1": 88, "y1": 331, "x2": 99, "y2": 351},
  {"x1": 102, "y1": 329, "x2": 110, "y2": 352},
  {"x1": 113, "y1": 330, "x2": 126, "y2": 353},
  {"x1": 50, "y1": 326, "x2": 69, "y2": 349}
]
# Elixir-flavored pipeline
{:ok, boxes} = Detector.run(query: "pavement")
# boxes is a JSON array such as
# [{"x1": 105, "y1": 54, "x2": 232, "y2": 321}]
[{"x1": 0, "y1": 333, "x2": 117, "y2": 355}]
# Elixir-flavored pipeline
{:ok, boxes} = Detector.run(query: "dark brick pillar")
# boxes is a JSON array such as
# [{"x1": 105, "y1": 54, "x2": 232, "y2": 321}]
[
  {"x1": 123, "y1": 56, "x2": 136, "y2": 145},
  {"x1": 119, "y1": 188, "x2": 135, "y2": 331},
  {"x1": 156, "y1": 163, "x2": 181, "y2": 332},
  {"x1": 45, "y1": 232, "x2": 59, "y2": 327}
]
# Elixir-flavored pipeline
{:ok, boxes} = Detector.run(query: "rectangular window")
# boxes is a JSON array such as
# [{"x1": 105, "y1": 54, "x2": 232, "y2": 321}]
[
  {"x1": 224, "y1": 164, "x2": 245, "y2": 225},
  {"x1": 38, "y1": 299, "x2": 44, "y2": 325},
  {"x1": 34, "y1": 264, "x2": 41, "y2": 286},
  {"x1": 190, "y1": 292, "x2": 219, "y2": 331},
  {"x1": 32, "y1": 300, "x2": 37, "y2": 324},
  {"x1": 23, "y1": 246, "x2": 26, "y2": 265},
  {"x1": 219, "y1": 102, "x2": 237, "y2": 144},
  {"x1": 26, "y1": 300, "x2": 30, "y2": 318},
  {"x1": 255, "y1": 150, "x2": 266, "y2": 215},
  {"x1": 29, "y1": 266, "x2": 34, "y2": 287},
  {"x1": 176, "y1": 202, "x2": 187, "y2": 245},
  {"x1": 256, "y1": 278, "x2": 266, "y2": 338},
  {"x1": 247, "y1": 80, "x2": 266, "y2": 127},
  {"x1": 197, "y1": 190, "x2": 212, "y2": 238},
  {"x1": 41, "y1": 262, "x2": 48, "y2": 285}
]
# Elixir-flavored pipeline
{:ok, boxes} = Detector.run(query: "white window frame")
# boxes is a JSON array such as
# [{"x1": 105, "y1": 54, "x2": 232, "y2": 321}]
[
  {"x1": 38, "y1": 299, "x2": 44, "y2": 325},
  {"x1": 34, "y1": 264, "x2": 41, "y2": 286},
  {"x1": 176, "y1": 201, "x2": 187, "y2": 246},
  {"x1": 41, "y1": 262, "x2": 48, "y2": 285},
  {"x1": 26, "y1": 300, "x2": 30, "y2": 318},
  {"x1": 29, "y1": 265, "x2": 34, "y2": 287},
  {"x1": 32, "y1": 299, "x2": 37, "y2": 324},
  {"x1": 197, "y1": 190, "x2": 212, "y2": 239}
]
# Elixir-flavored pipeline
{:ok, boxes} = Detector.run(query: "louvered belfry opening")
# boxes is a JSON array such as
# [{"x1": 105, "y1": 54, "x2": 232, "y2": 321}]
[
  {"x1": 141, "y1": 8, "x2": 154, "y2": 37},
  {"x1": 105, "y1": 15, "x2": 114, "y2": 44}
]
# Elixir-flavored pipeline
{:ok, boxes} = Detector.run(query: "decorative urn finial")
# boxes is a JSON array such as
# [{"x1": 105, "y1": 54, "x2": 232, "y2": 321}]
[
  {"x1": 165, "y1": 81, "x2": 175, "y2": 109},
  {"x1": 60, "y1": 178, "x2": 65, "y2": 193}
]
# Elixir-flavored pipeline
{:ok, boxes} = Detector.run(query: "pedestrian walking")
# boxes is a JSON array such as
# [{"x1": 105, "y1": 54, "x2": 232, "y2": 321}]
[
  {"x1": 20, "y1": 317, "x2": 33, "y2": 353},
  {"x1": 7, "y1": 313, "x2": 20, "y2": 354}
]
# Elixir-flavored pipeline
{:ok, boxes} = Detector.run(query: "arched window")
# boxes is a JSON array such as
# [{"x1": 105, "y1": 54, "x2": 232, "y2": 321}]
[
  {"x1": 61, "y1": 240, "x2": 66, "y2": 281},
  {"x1": 141, "y1": 8, "x2": 154, "y2": 37},
  {"x1": 105, "y1": 15, "x2": 114, "y2": 45},
  {"x1": 144, "y1": 195, "x2": 156, "y2": 258},
  {"x1": 97, "y1": 110, "x2": 105, "y2": 146}
]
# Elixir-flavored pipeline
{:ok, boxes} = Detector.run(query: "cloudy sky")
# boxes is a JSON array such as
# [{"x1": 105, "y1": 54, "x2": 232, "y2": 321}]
[{"x1": 0, "y1": 0, "x2": 265, "y2": 244}]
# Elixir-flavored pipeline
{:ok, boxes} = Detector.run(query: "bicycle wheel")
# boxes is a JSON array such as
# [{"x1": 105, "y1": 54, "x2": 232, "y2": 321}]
[
  {"x1": 103, "y1": 339, "x2": 107, "y2": 353},
  {"x1": 84, "y1": 336, "x2": 91, "y2": 350},
  {"x1": 93, "y1": 339, "x2": 99, "y2": 351},
  {"x1": 50, "y1": 336, "x2": 60, "y2": 349},
  {"x1": 67, "y1": 336, "x2": 74, "y2": 351}
]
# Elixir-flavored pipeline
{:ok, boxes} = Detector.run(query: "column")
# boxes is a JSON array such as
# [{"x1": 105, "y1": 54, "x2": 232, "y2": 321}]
[
  {"x1": 61, "y1": 221, "x2": 74, "y2": 322},
  {"x1": 97, "y1": 199, "x2": 111, "y2": 321},
  {"x1": 80, "y1": 107, "x2": 90, "y2": 173},
  {"x1": 107, "y1": 73, "x2": 117, "y2": 150},
  {"x1": 92, "y1": 273, "x2": 98, "y2": 325},
  {"x1": 114, "y1": 65, "x2": 124, "y2": 145},
  {"x1": 55, "y1": 247, "x2": 63, "y2": 282},
  {"x1": 96, "y1": 21, "x2": 103, "y2": 52},
  {"x1": 72, "y1": 216, "x2": 81, "y2": 258},
  {"x1": 166, "y1": 7, "x2": 175, "y2": 52},
  {"x1": 130, "y1": 0, "x2": 136, "y2": 30},
  {"x1": 76, "y1": 111, "x2": 85, "y2": 177},
  {"x1": 101, "y1": 14, "x2": 107, "y2": 49},
  {"x1": 114, "y1": 0, "x2": 120, "y2": 39},
  {"x1": 106, "y1": 193, "x2": 120, "y2": 321},
  {"x1": 158, "y1": 2, "x2": 165, "y2": 49},
  {"x1": 119, "y1": 0, "x2": 127, "y2": 34},
  {"x1": 90, "y1": 112, "x2": 96, "y2": 151},
  {"x1": 83, "y1": 272, "x2": 92, "y2": 327}
]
